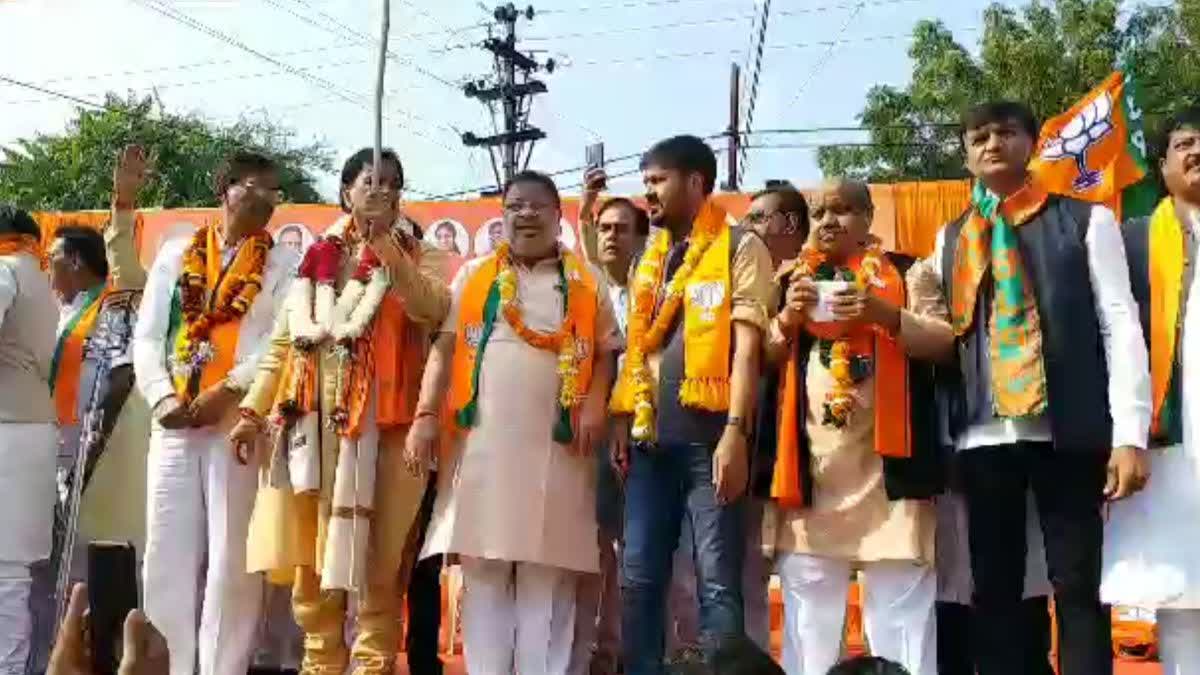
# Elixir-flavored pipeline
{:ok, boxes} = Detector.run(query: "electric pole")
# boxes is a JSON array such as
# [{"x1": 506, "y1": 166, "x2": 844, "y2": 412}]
[
  {"x1": 723, "y1": 63, "x2": 741, "y2": 192},
  {"x1": 462, "y1": 3, "x2": 555, "y2": 193}
]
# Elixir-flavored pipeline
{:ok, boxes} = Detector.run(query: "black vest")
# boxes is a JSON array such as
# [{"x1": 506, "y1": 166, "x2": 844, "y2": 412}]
[
  {"x1": 939, "y1": 196, "x2": 1112, "y2": 452},
  {"x1": 750, "y1": 253, "x2": 944, "y2": 503}
]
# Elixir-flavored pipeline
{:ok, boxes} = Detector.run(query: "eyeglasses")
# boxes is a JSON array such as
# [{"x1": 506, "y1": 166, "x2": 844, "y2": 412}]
[{"x1": 744, "y1": 210, "x2": 800, "y2": 235}]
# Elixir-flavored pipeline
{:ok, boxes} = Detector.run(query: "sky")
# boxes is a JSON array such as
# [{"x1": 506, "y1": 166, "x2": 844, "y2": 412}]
[{"x1": 0, "y1": 0, "x2": 1013, "y2": 202}]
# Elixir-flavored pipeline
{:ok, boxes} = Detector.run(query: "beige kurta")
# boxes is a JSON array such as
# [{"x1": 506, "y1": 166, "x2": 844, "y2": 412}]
[
  {"x1": 421, "y1": 255, "x2": 622, "y2": 574},
  {"x1": 770, "y1": 257, "x2": 949, "y2": 564},
  {"x1": 242, "y1": 229, "x2": 451, "y2": 584}
]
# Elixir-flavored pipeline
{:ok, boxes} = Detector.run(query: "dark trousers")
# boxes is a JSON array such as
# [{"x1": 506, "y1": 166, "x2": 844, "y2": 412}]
[
  {"x1": 937, "y1": 597, "x2": 1056, "y2": 675},
  {"x1": 406, "y1": 472, "x2": 444, "y2": 675},
  {"x1": 959, "y1": 442, "x2": 1111, "y2": 675},
  {"x1": 621, "y1": 442, "x2": 745, "y2": 675}
]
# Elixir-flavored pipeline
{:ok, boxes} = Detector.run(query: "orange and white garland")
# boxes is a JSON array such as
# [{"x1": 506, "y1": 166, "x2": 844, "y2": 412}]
[
  {"x1": 494, "y1": 242, "x2": 589, "y2": 410},
  {"x1": 621, "y1": 219, "x2": 722, "y2": 441},
  {"x1": 289, "y1": 216, "x2": 390, "y2": 349},
  {"x1": 792, "y1": 242, "x2": 886, "y2": 428}
]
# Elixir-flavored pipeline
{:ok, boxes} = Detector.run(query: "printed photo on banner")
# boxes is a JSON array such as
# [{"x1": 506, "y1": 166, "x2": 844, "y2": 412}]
[
  {"x1": 273, "y1": 223, "x2": 315, "y2": 255},
  {"x1": 425, "y1": 218, "x2": 470, "y2": 256},
  {"x1": 474, "y1": 218, "x2": 505, "y2": 256}
]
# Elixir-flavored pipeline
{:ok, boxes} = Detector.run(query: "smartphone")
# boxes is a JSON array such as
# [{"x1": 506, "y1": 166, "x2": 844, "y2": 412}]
[
  {"x1": 88, "y1": 541, "x2": 138, "y2": 675},
  {"x1": 585, "y1": 142, "x2": 605, "y2": 171}
]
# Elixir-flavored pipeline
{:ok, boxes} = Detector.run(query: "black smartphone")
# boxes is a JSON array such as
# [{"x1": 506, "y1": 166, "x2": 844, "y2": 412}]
[
  {"x1": 87, "y1": 541, "x2": 138, "y2": 675},
  {"x1": 586, "y1": 142, "x2": 605, "y2": 171}
]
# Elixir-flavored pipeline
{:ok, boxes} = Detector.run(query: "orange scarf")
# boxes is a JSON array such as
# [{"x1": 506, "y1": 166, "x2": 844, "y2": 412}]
[
  {"x1": 770, "y1": 251, "x2": 910, "y2": 509},
  {"x1": 447, "y1": 248, "x2": 599, "y2": 443},
  {"x1": 51, "y1": 286, "x2": 111, "y2": 424},
  {"x1": 0, "y1": 234, "x2": 45, "y2": 269},
  {"x1": 172, "y1": 225, "x2": 271, "y2": 401}
]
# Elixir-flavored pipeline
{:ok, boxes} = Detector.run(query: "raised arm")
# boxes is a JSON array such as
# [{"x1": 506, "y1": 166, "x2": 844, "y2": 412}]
[
  {"x1": 107, "y1": 144, "x2": 149, "y2": 290},
  {"x1": 578, "y1": 168, "x2": 607, "y2": 265},
  {"x1": 371, "y1": 234, "x2": 452, "y2": 326}
]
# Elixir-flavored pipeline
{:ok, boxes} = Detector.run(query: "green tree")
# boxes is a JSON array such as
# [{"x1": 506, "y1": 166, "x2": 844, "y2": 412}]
[
  {"x1": 0, "y1": 94, "x2": 334, "y2": 210},
  {"x1": 818, "y1": 0, "x2": 1200, "y2": 181}
]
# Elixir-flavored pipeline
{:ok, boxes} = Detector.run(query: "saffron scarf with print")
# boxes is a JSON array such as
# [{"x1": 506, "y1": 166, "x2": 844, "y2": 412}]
[
  {"x1": 1147, "y1": 197, "x2": 1188, "y2": 442},
  {"x1": 770, "y1": 251, "x2": 911, "y2": 509},
  {"x1": 447, "y1": 248, "x2": 599, "y2": 445},
  {"x1": 50, "y1": 285, "x2": 111, "y2": 425},
  {"x1": 950, "y1": 180, "x2": 1049, "y2": 418},
  {"x1": 610, "y1": 202, "x2": 732, "y2": 441}
]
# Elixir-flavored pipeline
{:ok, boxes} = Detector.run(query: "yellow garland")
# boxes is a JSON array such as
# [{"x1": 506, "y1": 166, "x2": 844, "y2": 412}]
[
  {"x1": 793, "y1": 242, "x2": 886, "y2": 428},
  {"x1": 617, "y1": 218, "x2": 722, "y2": 441},
  {"x1": 494, "y1": 243, "x2": 587, "y2": 410},
  {"x1": 171, "y1": 226, "x2": 271, "y2": 387}
]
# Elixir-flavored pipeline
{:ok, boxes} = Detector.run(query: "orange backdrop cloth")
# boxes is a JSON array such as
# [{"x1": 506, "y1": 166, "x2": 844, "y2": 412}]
[
  {"x1": 32, "y1": 182, "x2": 972, "y2": 266},
  {"x1": 33, "y1": 210, "x2": 146, "y2": 258}
]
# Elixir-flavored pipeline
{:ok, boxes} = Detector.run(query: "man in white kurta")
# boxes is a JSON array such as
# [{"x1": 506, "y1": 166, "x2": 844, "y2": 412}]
[
  {"x1": 133, "y1": 153, "x2": 297, "y2": 675},
  {"x1": 408, "y1": 171, "x2": 620, "y2": 675},
  {"x1": 1103, "y1": 107, "x2": 1200, "y2": 674},
  {"x1": 0, "y1": 205, "x2": 57, "y2": 674}
]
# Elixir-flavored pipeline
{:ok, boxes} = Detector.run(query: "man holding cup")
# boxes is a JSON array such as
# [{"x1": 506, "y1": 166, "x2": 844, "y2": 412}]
[{"x1": 755, "y1": 180, "x2": 950, "y2": 675}]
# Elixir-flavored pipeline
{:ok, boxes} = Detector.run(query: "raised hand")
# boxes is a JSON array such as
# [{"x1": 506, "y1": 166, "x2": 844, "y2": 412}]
[{"x1": 113, "y1": 144, "x2": 150, "y2": 209}]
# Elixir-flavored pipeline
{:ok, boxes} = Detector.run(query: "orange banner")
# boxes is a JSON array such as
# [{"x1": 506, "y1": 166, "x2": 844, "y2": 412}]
[{"x1": 33, "y1": 182, "x2": 969, "y2": 266}]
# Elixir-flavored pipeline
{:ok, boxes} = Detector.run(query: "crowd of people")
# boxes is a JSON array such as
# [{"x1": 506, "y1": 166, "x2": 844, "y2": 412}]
[{"x1": 0, "y1": 98, "x2": 1198, "y2": 675}]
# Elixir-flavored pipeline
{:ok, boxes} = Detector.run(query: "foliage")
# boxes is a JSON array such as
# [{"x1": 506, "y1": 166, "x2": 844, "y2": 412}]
[
  {"x1": 0, "y1": 94, "x2": 334, "y2": 210},
  {"x1": 818, "y1": 0, "x2": 1200, "y2": 181}
]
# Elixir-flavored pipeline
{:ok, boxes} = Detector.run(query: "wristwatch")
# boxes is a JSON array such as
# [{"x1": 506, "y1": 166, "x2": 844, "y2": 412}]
[{"x1": 726, "y1": 415, "x2": 750, "y2": 438}]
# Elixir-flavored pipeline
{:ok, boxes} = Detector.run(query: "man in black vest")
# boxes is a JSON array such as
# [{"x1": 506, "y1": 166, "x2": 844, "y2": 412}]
[{"x1": 930, "y1": 101, "x2": 1152, "y2": 675}]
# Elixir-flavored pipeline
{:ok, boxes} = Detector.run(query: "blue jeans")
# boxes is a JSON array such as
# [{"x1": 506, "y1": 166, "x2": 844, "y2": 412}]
[{"x1": 621, "y1": 442, "x2": 745, "y2": 674}]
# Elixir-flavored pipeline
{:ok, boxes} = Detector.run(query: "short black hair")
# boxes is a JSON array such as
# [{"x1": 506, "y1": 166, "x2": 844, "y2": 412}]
[
  {"x1": 597, "y1": 197, "x2": 650, "y2": 236},
  {"x1": 54, "y1": 225, "x2": 109, "y2": 279},
  {"x1": 825, "y1": 656, "x2": 912, "y2": 675},
  {"x1": 752, "y1": 183, "x2": 810, "y2": 238},
  {"x1": 502, "y1": 170, "x2": 561, "y2": 208},
  {"x1": 0, "y1": 204, "x2": 40, "y2": 238},
  {"x1": 339, "y1": 147, "x2": 406, "y2": 212},
  {"x1": 214, "y1": 150, "x2": 279, "y2": 201},
  {"x1": 961, "y1": 101, "x2": 1039, "y2": 140},
  {"x1": 1155, "y1": 105, "x2": 1200, "y2": 162},
  {"x1": 640, "y1": 135, "x2": 719, "y2": 195}
]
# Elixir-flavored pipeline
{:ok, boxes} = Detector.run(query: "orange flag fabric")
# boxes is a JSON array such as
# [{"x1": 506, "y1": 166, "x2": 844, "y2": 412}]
[{"x1": 1029, "y1": 71, "x2": 1150, "y2": 220}]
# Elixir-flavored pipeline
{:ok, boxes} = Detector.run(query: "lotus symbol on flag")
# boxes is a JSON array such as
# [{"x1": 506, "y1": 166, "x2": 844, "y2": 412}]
[{"x1": 1040, "y1": 92, "x2": 1115, "y2": 191}]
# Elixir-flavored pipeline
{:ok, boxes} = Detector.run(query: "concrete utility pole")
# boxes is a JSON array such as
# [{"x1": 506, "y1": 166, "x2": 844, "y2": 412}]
[
  {"x1": 723, "y1": 63, "x2": 742, "y2": 192},
  {"x1": 462, "y1": 3, "x2": 555, "y2": 192}
]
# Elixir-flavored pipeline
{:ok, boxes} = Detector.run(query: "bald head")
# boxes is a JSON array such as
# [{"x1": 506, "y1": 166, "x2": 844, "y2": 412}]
[
  {"x1": 821, "y1": 179, "x2": 873, "y2": 215},
  {"x1": 810, "y1": 179, "x2": 875, "y2": 262}
]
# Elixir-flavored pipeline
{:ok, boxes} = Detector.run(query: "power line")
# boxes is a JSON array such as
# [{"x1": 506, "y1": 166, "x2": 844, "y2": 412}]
[
  {"x1": 130, "y1": 0, "x2": 458, "y2": 148},
  {"x1": 563, "y1": 29, "x2": 977, "y2": 68},
  {"x1": 526, "y1": 0, "x2": 921, "y2": 41},
  {"x1": 259, "y1": 0, "x2": 463, "y2": 92},
  {"x1": 0, "y1": 75, "x2": 106, "y2": 109},
  {"x1": 788, "y1": 1, "x2": 866, "y2": 106},
  {"x1": 739, "y1": 0, "x2": 771, "y2": 182},
  {"x1": 539, "y1": 0, "x2": 741, "y2": 15}
]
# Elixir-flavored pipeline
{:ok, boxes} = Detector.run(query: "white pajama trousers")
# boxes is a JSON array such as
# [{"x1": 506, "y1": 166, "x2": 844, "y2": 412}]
[
  {"x1": 143, "y1": 425, "x2": 263, "y2": 675},
  {"x1": 0, "y1": 422, "x2": 55, "y2": 675},
  {"x1": 461, "y1": 556, "x2": 578, "y2": 675},
  {"x1": 1159, "y1": 609, "x2": 1200, "y2": 675},
  {"x1": 776, "y1": 552, "x2": 937, "y2": 675}
]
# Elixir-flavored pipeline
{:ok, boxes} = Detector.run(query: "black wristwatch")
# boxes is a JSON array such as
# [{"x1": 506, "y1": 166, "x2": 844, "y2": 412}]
[{"x1": 726, "y1": 415, "x2": 749, "y2": 438}]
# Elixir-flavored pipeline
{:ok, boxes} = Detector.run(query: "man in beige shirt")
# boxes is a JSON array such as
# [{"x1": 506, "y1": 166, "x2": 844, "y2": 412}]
[{"x1": 0, "y1": 204, "x2": 57, "y2": 672}]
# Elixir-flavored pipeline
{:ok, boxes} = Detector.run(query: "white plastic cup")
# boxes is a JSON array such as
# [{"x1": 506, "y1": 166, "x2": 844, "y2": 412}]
[{"x1": 808, "y1": 280, "x2": 852, "y2": 323}]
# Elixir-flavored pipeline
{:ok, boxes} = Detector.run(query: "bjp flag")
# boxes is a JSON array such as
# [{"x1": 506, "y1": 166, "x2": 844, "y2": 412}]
[{"x1": 1030, "y1": 69, "x2": 1156, "y2": 220}]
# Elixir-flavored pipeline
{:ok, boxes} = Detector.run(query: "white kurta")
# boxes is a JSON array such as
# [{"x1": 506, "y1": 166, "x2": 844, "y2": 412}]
[
  {"x1": 1101, "y1": 208, "x2": 1200, "y2": 610},
  {"x1": 422, "y1": 255, "x2": 621, "y2": 574}
]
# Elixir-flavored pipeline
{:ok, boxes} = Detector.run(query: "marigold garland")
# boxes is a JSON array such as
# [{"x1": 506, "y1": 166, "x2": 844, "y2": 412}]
[
  {"x1": 494, "y1": 242, "x2": 588, "y2": 410},
  {"x1": 171, "y1": 226, "x2": 272, "y2": 386},
  {"x1": 793, "y1": 242, "x2": 886, "y2": 428},
  {"x1": 620, "y1": 217, "x2": 722, "y2": 441}
]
